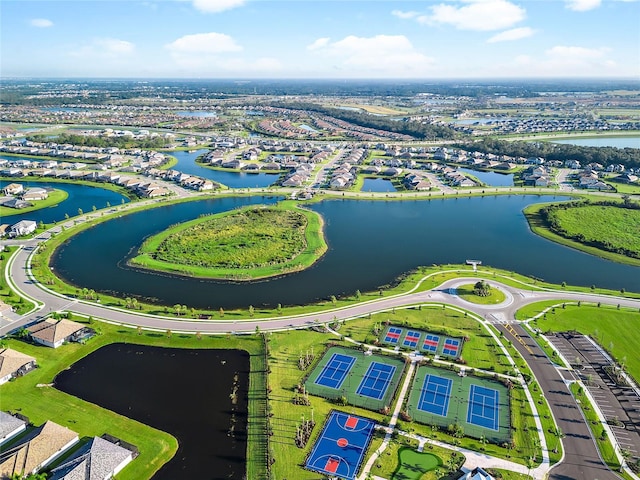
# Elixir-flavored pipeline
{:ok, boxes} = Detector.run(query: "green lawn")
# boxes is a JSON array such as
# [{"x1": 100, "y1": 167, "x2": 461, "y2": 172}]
[
  {"x1": 391, "y1": 447, "x2": 441, "y2": 479},
  {"x1": 530, "y1": 303, "x2": 640, "y2": 383},
  {"x1": 524, "y1": 201, "x2": 640, "y2": 267},
  {"x1": 0, "y1": 189, "x2": 68, "y2": 217},
  {"x1": 456, "y1": 283, "x2": 506, "y2": 305}
]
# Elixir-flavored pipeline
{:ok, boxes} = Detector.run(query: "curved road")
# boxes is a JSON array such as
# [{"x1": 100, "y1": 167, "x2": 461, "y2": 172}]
[{"x1": 3, "y1": 238, "x2": 640, "y2": 480}]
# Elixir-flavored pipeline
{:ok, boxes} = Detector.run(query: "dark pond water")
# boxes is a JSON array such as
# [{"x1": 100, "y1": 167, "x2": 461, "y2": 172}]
[
  {"x1": 0, "y1": 181, "x2": 129, "y2": 224},
  {"x1": 459, "y1": 168, "x2": 514, "y2": 187},
  {"x1": 55, "y1": 343, "x2": 249, "y2": 480},
  {"x1": 171, "y1": 150, "x2": 280, "y2": 188},
  {"x1": 51, "y1": 195, "x2": 640, "y2": 309},
  {"x1": 361, "y1": 178, "x2": 397, "y2": 192}
]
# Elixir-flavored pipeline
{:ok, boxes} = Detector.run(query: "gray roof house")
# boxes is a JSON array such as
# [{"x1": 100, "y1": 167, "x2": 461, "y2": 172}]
[
  {"x1": 49, "y1": 436, "x2": 135, "y2": 480},
  {"x1": 0, "y1": 412, "x2": 27, "y2": 446}
]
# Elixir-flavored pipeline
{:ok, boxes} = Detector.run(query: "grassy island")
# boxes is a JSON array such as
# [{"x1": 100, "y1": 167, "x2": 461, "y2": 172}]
[
  {"x1": 0, "y1": 188, "x2": 68, "y2": 217},
  {"x1": 129, "y1": 201, "x2": 327, "y2": 280},
  {"x1": 524, "y1": 200, "x2": 640, "y2": 267}
]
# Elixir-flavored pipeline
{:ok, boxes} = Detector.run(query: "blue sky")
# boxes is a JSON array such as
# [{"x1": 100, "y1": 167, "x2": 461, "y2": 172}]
[{"x1": 2, "y1": 0, "x2": 639, "y2": 79}]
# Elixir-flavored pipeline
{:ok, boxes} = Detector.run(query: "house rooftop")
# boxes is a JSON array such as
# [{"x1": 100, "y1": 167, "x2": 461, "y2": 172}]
[
  {"x1": 49, "y1": 436, "x2": 134, "y2": 480},
  {"x1": 0, "y1": 411, "x2": 26, "y2": 442},
  {"x1": 0, "y1": 348, "x2": 36, "y2": 380},
  {"x1": 0, "y1": 421, "x2": 78, "y2": 477},
  {"x1": 27, "y1": 319, "x2": 85, "y2": 345}
]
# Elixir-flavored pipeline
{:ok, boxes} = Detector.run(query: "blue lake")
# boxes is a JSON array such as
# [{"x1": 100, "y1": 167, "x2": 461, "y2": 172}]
[
  {"x1": 459, "y1": 168, "x2": 514, "y2": 187},
  {"x1": 361, "y1": 178, "x2": 397, "y2": 192},
  {"x1": 52, "y1": 195, "x2": 640, "y2": 309},
  {"x1": 175, "y1": 111, "x2": 218, "y2": 117},
  {"x1": 0, "y1": 181, "x2": 129, "y2": 224},
  {"x1": 170, "y1": 150, "x2": 280, "y2": 188},
  {"x1": 552, "y1": 136, "x2": 640, "y2": 148}
]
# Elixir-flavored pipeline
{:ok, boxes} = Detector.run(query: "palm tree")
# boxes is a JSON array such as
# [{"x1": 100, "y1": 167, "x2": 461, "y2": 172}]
[
  {"x1": 173, "y1": 304, "x2": 182, "y2": 316},
  {"x1": 552, "y1": 427, "x2": 563, "y2": 454}
]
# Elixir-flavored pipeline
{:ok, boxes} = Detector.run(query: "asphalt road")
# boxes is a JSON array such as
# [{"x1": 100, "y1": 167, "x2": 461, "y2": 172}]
[{"x1": 499, "y1": 323, "x2": 623, "y2": 480}]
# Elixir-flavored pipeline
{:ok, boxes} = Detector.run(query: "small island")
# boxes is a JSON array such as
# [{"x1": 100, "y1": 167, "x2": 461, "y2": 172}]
[
  {"x1": 525, "y1": 199, "x2": 640, "y2": 266},
  {"x1": 129, "y1": 202, "x2": 327, "y2": 280}
]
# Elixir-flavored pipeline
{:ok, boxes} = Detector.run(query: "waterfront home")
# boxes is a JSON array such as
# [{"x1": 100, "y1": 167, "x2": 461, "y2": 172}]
[
  {"x1": 0, "y1": 421, "x2": 78, "y2": 478},
  {"x1": 0, "y1": 348, "x2": 36, "y2": 385},
  {"x1": 9, "y1": 220, "x2": 37, "y2": 237},
  {"x1": 2, "y1": 183, "x2": 23, "y2": 196},
  {"x1": 22, "y1": 188, "x2": 48, "y2": 201},
  {"x1": 27, "y1": 318, "x2": 91, "y2": 348},
  {"x1": 1, "y1": 198, "x2": 32, "y2": 209},
  {"x1": 49, "y1": 436, "x2": 136, "y2": 480},
  {"x1": 0, "y1": 411, "x2": 27, "y2": 446}
]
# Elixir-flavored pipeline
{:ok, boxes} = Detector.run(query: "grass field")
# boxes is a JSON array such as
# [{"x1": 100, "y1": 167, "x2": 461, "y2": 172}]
[
  {"x1": 130, "y1": 201, "x2": 327, "y2": 280},
  {"x1": 547, "y1": 204, "x2": 640, "y2": 257},
  {"x1": 526, "y1": 303, "x2": 640, "y2": 383},
  {"x1": 523, "y1": 202, "x2": 640, "y2": 268},
  {"x1": 0, "y1": 189, "x2": 68, "y2": 217},
  {"x1": 456, "y1": 283, "x2": 507, "y2": 305}
]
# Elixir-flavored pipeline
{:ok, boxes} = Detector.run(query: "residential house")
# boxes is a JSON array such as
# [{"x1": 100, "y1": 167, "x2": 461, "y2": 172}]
[
  {"x1": 9, "y1": 220, "x2": 37, "y2": 237},
  {"x1": 459, "y1": 467, "x2": 495, "y2": 480},
  {"x1": 1, "y1": 198, "x2": 32, "y2": 209},
  {"x1": 22, "y1": 188, "x2": 48, "y2": 201},
  {"x1": 0, "y1": 411, "x2": 27, "y2": 446},
  {"x1": 2, "y1": 183, "x2": 23, "y2": 196},
  {"x1": 0, "y1": 421, "x2": 78, "y2": 478},
  {"x1": 27, "y1": 319, "x2": 91, "y2": 348},
  {"x1": 0, "y1": 348, "x2": 36, "y2": 385},
  {"x1": 49, "y1": 436, "x2": 135, "y2": 480}
]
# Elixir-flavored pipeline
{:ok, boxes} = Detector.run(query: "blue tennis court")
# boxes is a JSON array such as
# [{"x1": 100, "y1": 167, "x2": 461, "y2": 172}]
[
  {"x1": 356, "y1": 362, "x2": 396, "y2": 400},
  {"x1": 467, "y1": 385, "x2": 500, "y2": 431},
  {"x1": 443, "y1": 338, "x2": 461, "y2": 356},
  {"x1": 422, "y1": 334, "x2": 440, "y2": 353},
  {"x1": 403, "y1": 330, "x2": 421, "y2": 348},
  {"x1": 306, "y1": 411, "x2": 375, "y2": 480},
  {"x1": 417, "y1": 374, "x2": 452, "y2": 417},
  {"x1": 384, "y1": 327, "x2": 402, "y2": 344},
  {"x1": 314, "y1": 353, "x2": 356, "y2": 389}
]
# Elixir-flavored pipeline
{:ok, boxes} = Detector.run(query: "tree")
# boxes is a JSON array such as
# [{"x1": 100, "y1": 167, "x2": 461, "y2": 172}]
[
  {"x1": 249, "y1": 305, "x2": 255, "y2": 317},
  {"x1": 78, "y1": 208, "x2": 83, "y2": 216},
  {"x1": 277, "y1": 303, "x2": 282, "y2": 315},
  {"x1": 473, "y1": 280, "x2": 491, "y2": 297},
  {"x1": 355, "y1": 289, "x2": 361, "y2": 300},
  {"x1": 166, "y1": 329, "x2": 172, "y2": 338},
  {"x1": 173, "y1": 304, "x2": 182, "y2": 316},
  {"x1": 330, "y1": 295, "x2": 337, "y2": 306},
  {"x1": 92, "y1": 205, "x2": 97, "y2": 212},
  {"x1": 106, "y1": 201, "x2": 111, "y2": 208},
  {"x1": 552, "y1": 427, "x2": 564, "y2": 454},
  {"x1": 219, "y1": 307, "x2": 224, "y2": 318},
  {"x1": 64, "y1": 213, "x2": 69, "y2": 220}
]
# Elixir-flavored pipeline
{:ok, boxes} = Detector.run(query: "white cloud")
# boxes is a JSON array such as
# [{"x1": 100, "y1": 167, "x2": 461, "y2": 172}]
[
  {"x1": 391, "y1": 10, "x2": 420, "y2": 19},
  {"x1": 565, "y1": 0, "x2": 601, "y2": 11},
  {"x1": 70, "y1": 38, "x2": 134, "y2": 58},
  {"x1": 30, "y1": 18, "x2": 53, "y2": 28},
  {"x1": 306, "y1": 34, "x2": 435, "y2": 77},
  {"x1": 422, "y1": 0, "x2": 526, "y2": 31},
  {"x1": 165, "y1": 32, "x2": 242, "y2": 54},
  {"x1": 190, "y1": 0, "x2": 245, "y2": 13},
  {"x1": 546, "y1": 45, "x2": 609, "y2": 59},
  {"x1": 487, "y1": 26, "x2": 535, "y2": 43},
  {"x1": 164, "y1": 32, "x2": 280, "y2": 74},
  {"x1": 492, "y1": 45, "x2": 620, "y2": 77},
  {"x1": 307, "y1": 38, "x2": 330, "y2": 51}
]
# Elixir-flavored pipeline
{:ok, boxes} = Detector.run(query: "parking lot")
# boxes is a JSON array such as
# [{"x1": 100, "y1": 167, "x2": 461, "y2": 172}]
[{"x1": 548, "y1": 332, "x2": 640, "y2": 461}]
